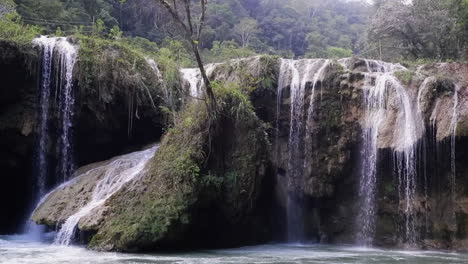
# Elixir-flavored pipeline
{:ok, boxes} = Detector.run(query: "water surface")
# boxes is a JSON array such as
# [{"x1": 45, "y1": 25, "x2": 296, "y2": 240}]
[{"x1": 2, "y1": 235, "x2": 468, "y2": 264}]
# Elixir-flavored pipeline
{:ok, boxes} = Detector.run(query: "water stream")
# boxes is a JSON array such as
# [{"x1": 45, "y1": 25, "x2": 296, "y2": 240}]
[{"x1": 53, "y1": 146, "x2": 158, "y2": 245}]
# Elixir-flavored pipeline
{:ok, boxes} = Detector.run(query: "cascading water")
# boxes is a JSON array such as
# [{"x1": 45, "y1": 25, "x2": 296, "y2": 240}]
[
  {"x1": 180, "y1": 64, "x2": 219, "y2": 99},
  {"x1": 53, "y1": 146, "x2": 158, "y2": 245},
  {"x1": 356, "y1": 59, "x2": 424, "y2": 245},
  {"x1": 180, "y1": 68, "x2": 202, "y2": 98},
  {"x1": 449, "y1": 87, "x2": 459, "y2": 198},
  {"x1": 56, "y1": 39, "x2": 78, "y2": 183},
  {"x1": 391, "y1": 74, "x2": 422, "y2": 245},
  {"x1": 277, "y1": 58, "x2": 330, "y2": 242},
  {"x1": 25, "y1": 36, "x2": 78, "y2": 237},
  {"x1": 357, "y1": 72, "x2": 387, "y2": 245}
]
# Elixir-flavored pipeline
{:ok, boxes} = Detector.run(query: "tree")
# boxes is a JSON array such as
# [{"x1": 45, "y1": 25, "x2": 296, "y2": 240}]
[
  {"x1": 367, "y1": 0, "x2": 460, "y2": 61},
  {"x1": 233, "y1": 18, "x2": 258, "y2": 48},
  {"x1": 154, "y1": 0, "x2": 216, "y2": 111}
]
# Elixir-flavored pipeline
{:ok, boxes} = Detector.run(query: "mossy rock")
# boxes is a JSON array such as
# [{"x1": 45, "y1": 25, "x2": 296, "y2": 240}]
[{"x1": 88, "y1": 83, "x2": 269, "y2": 252}]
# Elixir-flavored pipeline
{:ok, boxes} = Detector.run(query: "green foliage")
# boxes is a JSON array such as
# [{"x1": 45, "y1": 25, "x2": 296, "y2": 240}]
[
  {"x1": 324, "y1": 47, "x2": 353, "y2": 59},
  {"x1": 13, "y1": 0, "x2": 370, "y2": 59},
  {"x1": 203, "y1": 41, "x2": 257, "y2": 64},
  {"x1": 108, "y1": 25, "x2": 123, "y2": 40},
  {"x1": 0, "y1": 12, "x2": 42, "y2": 45},
  {"x1": 366, "y1": 0, "x2": 466, "y2": 61},
  {"x1": 15, "y1": 0, "x2": 118, "y2": 35},
  {"x1": 394, "y1": 70, "x2": 415, "y2": 85},
  {"x1": 307, "y1": 46, "x2": 353, "y2": 59},
  {"x1": 93, "y1": 19, "x2": 105, "y2": 36}
]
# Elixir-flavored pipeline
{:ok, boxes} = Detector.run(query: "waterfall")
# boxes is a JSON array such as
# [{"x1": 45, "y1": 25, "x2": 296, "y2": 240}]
[
  {"x1": 392, "y1": 73, "x2": 421, "y2": 245},
  {"x1": 54, "y1": 146, "x2": 158, "y2": 245},
  {"x1": 277, "y1": 58, "x2": 330, "y2": 242},
  {"x1": 56, "y1": 39, "x2": 78, "y2": 183},
  {"x1": 25, "y1": 36, "x2": 78, "y2": 237},
  {"x1": 180, "y1": 68, "x2": 202, "y2": 98},
  {"x1": 180, "y1": 64, "x2": 219, "y2": 99},
  {"x1": 450, "y1": 87, "x2": 459, "y2": 198},
  {"x1": 33, "y1": 36, "x2": 78, "y2": 183},
  {"x1": 416, "y1": 76, "x2": 436, "y2": 236},
  {"x1": 357, "y1": 73, "x2": 387, "y2": 245},
  {"x1": 357, "y1": 59, "x2": 424, "y2": 245}
]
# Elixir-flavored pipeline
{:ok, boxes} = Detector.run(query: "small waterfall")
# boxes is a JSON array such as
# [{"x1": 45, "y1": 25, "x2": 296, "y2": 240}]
[
  {"x1": 56, "y1": 40, "x2": 78, "y2": 183},
  {"x1": 357, "y1": 59, "x2": 424, "y2": 245},
  {"x1": 180, "y1": 68, "x2": 202, "y2": 98},
  {"x1": 32, "y1": 36, "x2": 78, "y2": 183},
  {"x1": 54, "y1": 146, "x2": 158, "y2": 245},
  {"x1": 416, "y1": 76, "x2": 436, "y2": 235},
  {"x1": 25, "y1": 36, "x2": 78, "y2": 237},
  {"x1": 357, "y1": 73, "x2": 388, "y2": 245},
  {"x1": 449, "y1": 87, "x2": 459, "y2": 198},
  {"x1": 392, "y1": 73, "x2": 421, "y2": 245},
  {"x1": 277, "y1": 58, "x2": 330, "y2": 242},
  {"x1": 180, "y1": 64, "x2": 219, "y2": 99},
  {"x1": 33, "y1": 37, "x2": 56, "y2": 200}
]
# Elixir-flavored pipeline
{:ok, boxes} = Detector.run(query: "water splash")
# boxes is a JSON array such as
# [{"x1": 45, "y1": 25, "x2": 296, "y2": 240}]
[{"x1": 54, "y1": 146, "x2": 158, "y2": 245}]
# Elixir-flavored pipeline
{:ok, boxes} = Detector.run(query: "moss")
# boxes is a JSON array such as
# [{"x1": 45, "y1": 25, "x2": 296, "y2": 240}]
[
  {"x1": 394, "y1": 70, "x2": 415, "y2": 85},
  {"x1": 89, "y1": 82, "x2": 269, "y2": 252}
]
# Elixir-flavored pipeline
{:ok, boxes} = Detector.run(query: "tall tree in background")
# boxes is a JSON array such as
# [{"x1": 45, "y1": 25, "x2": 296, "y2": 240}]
[
  {"x1": 233, "y1": 18, "x2": 258, "y2": 48},
  {"x1": 367, "y1": 0, "x2": 461, "y2": 61},
  {"x1": 154, "y1": 0, "x2": 216, "y2": 110}
]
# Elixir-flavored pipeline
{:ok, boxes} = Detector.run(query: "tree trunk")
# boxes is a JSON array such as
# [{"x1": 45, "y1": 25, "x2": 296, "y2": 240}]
[{"x1": 191, "y1": 41, "x2": 217, "y2": 111}]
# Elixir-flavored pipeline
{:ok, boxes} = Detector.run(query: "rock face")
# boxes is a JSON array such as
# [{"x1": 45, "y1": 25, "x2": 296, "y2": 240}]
[{"x1": 0, "y1": 40, "x2": 39, "y2": 233}]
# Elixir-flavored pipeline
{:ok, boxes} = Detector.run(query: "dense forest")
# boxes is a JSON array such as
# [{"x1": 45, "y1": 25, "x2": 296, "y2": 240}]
[{"x1": 2, "y1": 0, "x2": 468, "y2": 63}]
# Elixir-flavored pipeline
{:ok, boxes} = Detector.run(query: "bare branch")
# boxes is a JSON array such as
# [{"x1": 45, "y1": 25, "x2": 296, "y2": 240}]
[
  {"x1": 156, "y1": 0, "x2": 189, "y2": 34},
  {"x1": 183, "y1": 0, "x2": 194, "y2": 36},
  {"x1": 197, "y1": 0, "x2": 206, "y2": 40}
]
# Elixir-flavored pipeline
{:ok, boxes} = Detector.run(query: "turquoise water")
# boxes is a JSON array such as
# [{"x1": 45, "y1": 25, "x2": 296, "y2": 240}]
[{"x1": 1, "y1": 235, "x2": 468, "y2": 264}]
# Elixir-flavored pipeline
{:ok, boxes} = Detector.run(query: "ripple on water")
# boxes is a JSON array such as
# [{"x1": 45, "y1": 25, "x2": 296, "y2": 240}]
[{"x1": 1, "y1": 237, "x2": 468, "y2": 264}]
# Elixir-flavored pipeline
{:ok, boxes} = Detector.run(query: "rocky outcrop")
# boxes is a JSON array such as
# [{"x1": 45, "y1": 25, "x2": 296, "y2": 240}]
[
  {"x1": 0, "y1": 40, "x2": 39, "y2": 233},
  {"x1": 33, "y1": 87, "x2": 269, "y2": 252}
]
